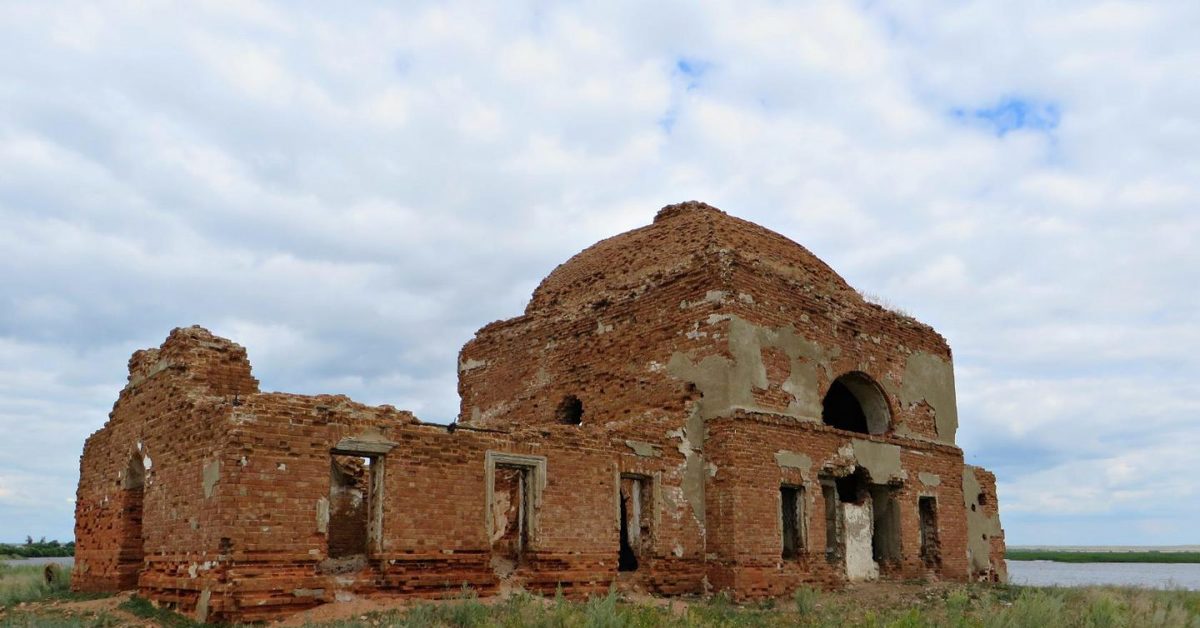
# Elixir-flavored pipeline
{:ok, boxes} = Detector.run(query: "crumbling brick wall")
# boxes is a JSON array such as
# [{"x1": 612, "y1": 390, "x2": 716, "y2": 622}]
[
  {"x1": 73, "y1": 326, "x2": 258, "y2": 621},
  {"x1": 74, "y1": 202, "x2": 1005, "y2": 624}
]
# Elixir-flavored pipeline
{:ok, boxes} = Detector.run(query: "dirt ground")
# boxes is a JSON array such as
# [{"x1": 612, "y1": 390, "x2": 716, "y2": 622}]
[{"x1": 0, "y1": 590, "x2": 156, "y2": 626}]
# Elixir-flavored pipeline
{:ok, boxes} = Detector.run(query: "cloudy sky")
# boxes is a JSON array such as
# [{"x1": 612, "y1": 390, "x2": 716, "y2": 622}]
[{"x1": 1, "y1": 1, "x2": 1197, "y2": 546}]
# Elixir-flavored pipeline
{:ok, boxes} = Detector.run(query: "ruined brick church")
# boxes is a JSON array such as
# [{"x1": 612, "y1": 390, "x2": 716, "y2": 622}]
[{"x1": 73, "y1": 202, "x2": 1006, "y2": 622}]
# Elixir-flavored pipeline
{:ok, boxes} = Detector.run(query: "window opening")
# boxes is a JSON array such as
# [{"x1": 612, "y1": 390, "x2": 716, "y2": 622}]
[
  {"x1": 870, "y1": 485, "x2": 901, "y2": 565},
  {"x1": 781, "y1": 485, "x2": 806, "y2": 559},
  {"x1": 821, "y1": 372, "x2": 891, "y2": 435},
  {"x1": 919, "y1": 496, "x2": 941, "y2": 568},
  {"x1": 619, "y1": 474, "x2": 652, "y2": 571},
  {"x1": 821, "y1": 479, "x2": 841, "y2": 563}
]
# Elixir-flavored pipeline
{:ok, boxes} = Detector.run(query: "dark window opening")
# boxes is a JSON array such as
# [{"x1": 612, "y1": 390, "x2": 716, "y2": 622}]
[
  {"x1": 556, "y1": 395, "x2": 583, "y2": 425},
  {"x1": 328, "y1": 455, "x2": 372, "y2": 559},
  {"x1": 919, "y1": 496, "x2": 941, "y2": 568},
  {"x1": 493, "y1": 464, "x2": 532, "y2": 563},
  {"x1": 821, "y1": 373, "x2": 891, "y2": 435},
  {"x1": 117, "y1": 452, "x2": 145, "y2": 589},
  {"x1": 977, "y1": 492, "x2": 988, "y2": 506},
  {"x1": 821, "y1": 479, "x2": 841, "y2": 563},
  {"x1": 618, "y1": 475, "x2": 652, "y2": 571},
  {"x1": 870, "y1": 485, "x2": 901, "y2": 565},
  {"x1": 781, "y1": 485, "x2": 806, "y2": 559}
]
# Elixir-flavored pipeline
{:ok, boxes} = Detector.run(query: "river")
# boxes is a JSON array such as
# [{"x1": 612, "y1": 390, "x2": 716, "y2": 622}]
[{"x1": 1008, "y1": 560, "x2": 1200, "y2": 590}]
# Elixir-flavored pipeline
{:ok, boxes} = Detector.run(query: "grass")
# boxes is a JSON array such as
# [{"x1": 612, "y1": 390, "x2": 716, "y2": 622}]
[
  {"x1": 1006, "y1": 549, "x2": 1200, "y2": 564},
  {"x1": 0, "y1": 562, "x2": 73, "y2": 607},
  {"x1": 292, "y1": 585, "x2": 1200, "y2": 628},
  {"x1": 2, "y1": 566, "x2": 1198, "y2": 627},
  {"x1": 118, "y1": 596, "x2": 205, "y2": 627}
]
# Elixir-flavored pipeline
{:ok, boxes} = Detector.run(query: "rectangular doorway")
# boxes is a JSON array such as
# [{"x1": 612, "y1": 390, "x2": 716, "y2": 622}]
[
  {"x1": 492, "y1": 464, "x2": 531, "y2": 561},
  {"x1": 326, "y1": 450, "x2": 385, "y2": 562},
  {"x1": 328, "y1": 454, "x2": 372, "y2": 558}
]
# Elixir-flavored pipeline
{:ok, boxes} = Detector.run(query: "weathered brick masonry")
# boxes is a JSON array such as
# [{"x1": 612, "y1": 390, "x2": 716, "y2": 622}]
[{"x1": 73, "y1": 202, "x2": 1006, "y2": 622}]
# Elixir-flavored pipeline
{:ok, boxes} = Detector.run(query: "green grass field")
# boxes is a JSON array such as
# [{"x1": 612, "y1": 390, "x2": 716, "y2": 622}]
[
  {"x1": 1006, "y1": 549, "x2": 1200, "y2": 564},
  {"x1": 0, "y1": 561, "x2": 72, "y2": 607}
]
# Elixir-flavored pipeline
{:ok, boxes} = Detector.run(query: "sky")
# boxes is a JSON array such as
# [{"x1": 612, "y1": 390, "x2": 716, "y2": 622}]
[{"x1": 1, "y1": 1, "x2": 1197, "y2": 546}]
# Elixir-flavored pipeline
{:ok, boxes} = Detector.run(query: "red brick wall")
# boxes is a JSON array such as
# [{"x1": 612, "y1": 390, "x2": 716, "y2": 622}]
[{"x1": 73, "y1": 204, "x2": 1006, "y2": 623}]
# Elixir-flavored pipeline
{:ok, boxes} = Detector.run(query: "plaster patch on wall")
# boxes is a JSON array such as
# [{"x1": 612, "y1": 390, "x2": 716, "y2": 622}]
[
  {"x1": 202, "y1": 460, "x2": 220, "y2": 498},
  {"x1": 844, "y1": 502, "x2": 878, "y2": 581},
  {"x1": 963, "y1": 466, "x2": 1003, "y2": 576},
  {"x1": 316, "y1": 497, "x2": 330, "y2": 534},
  {"x1": 774, "y1": 450, "x2": 813, "y2": 474},
  {"x1": 850, "y1": 439, "x2": 904, "y2": 482},
  {"x1": 197, "y1": 589, "x2": 211, "y2": 623},
  {"x1": 893, "y1": 352, "x2": 959, "y2": 443},
  {"x1": 625, "y1": 440, "x2": 661, "y2": 458},
  {"x1": 666, "y1": 315, "x2": 836, "y2": 422},
  {"x1": 918, "y1": 472, "x2": 941, "y2": 487},
  {"x1": 668, "y1": 407, "x2": 707, "y2": 527},
  {"x1": 458, "y1": 358, "x2": 487, "y2": 373}
]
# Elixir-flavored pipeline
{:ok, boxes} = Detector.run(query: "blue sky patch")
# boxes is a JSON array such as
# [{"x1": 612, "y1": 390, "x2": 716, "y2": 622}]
[
  {"x1": 674, "y1": 57, "x2": 711, "y2": 90},
  {"x1": 660, "y1": 58, "x2": 713, "y2": 133},
  {"x1": 951, "y1": 97, "x2": 1061, "y2": 136}
]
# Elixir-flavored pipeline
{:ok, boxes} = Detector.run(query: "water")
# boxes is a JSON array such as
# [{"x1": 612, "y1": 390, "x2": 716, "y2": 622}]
[
  {"x1": 0, "y1": 557, "x2": 74, "y2": 567},
  {"x1": 1008, "y1": 560, "x2": 1200, "y2": 590}
]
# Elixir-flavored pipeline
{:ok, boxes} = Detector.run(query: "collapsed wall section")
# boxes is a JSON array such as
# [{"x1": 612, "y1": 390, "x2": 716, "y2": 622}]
[{"x1": 964, "y1": 465, "x2": 1007, "y2": 582}]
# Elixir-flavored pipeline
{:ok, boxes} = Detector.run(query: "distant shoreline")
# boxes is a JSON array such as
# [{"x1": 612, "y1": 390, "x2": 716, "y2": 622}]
[
  {"x1": 1009, "y1": 545, "x2": 1200, "y2": 553},
  {"x1": 1007, "y1": 548, "x2": 1200, "y2": 564}
]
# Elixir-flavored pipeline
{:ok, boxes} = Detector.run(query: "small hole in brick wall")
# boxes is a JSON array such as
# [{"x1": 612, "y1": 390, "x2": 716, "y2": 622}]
[
  {"x1": 978, "y1": 493, "x2": 988, "y2": 506},
  {"x1": 556, "y1": 395, "x2": 583, "y2": 425}
]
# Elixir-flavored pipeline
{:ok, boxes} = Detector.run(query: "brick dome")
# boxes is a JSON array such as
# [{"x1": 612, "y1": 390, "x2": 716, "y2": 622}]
[{"x1": 526, "y1": 201, "x2": 857, "y2": 316}]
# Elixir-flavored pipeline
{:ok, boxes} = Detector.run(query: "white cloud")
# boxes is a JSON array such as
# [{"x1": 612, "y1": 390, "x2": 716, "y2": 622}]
[{"x1": 0, "y1": 0, "x2": 1196, "y2": 544}]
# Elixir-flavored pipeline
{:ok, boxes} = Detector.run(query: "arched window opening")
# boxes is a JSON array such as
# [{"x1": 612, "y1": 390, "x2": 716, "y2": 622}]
[
  {"x1": 555, "y1": 395, "x2": 583, "y2": 425},
  {"x1": 821, "y1": 373, "x2": 890, "y2": 435}
]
